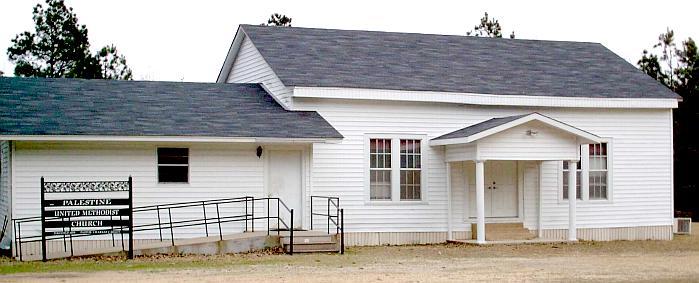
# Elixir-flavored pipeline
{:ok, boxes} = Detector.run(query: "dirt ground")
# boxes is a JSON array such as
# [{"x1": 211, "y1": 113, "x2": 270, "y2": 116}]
[{"x1": 3, "y1": 224, "x2": 699, "y2": 282}]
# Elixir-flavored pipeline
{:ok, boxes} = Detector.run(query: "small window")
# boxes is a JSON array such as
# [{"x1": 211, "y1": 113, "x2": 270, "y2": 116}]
[
  {"x1": 400, "y1": 139, "x2": 421, "y2": 200},
  {"x1": 588, "y1": 143, "x2": 608, "y2": 200},
  {"x1": 158, "y1": 148, "x2": 189, "y2": 183},
  {"x1": 562, "y1": 160, "x2": 581, "y2": 200},
  {"x1": 369, "y1": 139, "x2": 391, "y2": 200}
]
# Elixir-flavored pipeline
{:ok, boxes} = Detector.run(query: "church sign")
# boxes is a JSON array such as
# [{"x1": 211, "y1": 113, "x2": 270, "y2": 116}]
[{"x1": 40, "y1": 177, "x2": 133, "y2": 261}]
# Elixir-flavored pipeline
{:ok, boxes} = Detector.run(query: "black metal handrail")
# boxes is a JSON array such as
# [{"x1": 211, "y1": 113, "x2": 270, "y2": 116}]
[
  {"x1": 13, "y1": 196, "x2": 296, "y2": 260},
  {"x1": 310, "y1": 195, "x2": 344, "y2": 254}
]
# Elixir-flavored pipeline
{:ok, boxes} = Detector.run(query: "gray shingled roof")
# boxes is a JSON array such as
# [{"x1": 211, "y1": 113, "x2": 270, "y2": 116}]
[
  {"x1": 0, "y1": 77, "x2": 342, "y2": 139},
  {"x1": 240, "y1": 25, "x2": 679, "y2": 99},
  {"x1": 433, "y1": 114, "x2": 530, "y2": 141}
]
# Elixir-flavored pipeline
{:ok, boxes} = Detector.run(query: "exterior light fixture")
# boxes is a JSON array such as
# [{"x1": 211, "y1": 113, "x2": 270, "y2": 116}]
[
  {"x1": 256, "y1": 146, "x2": 263, "y2": 158},
  {"x1": 526, "y1": 130, "x2": 538, "y2": 136}
]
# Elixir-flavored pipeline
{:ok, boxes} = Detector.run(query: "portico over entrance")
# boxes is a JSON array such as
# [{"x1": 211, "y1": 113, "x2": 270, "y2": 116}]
[{"x1": 430, "y1": 113, "x2": 603, "y2": 244}]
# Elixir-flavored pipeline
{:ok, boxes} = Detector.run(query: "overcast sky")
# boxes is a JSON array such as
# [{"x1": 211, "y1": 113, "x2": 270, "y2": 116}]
[{"x1": 0, "y1": 0, "x2": 697, "y2": 82}]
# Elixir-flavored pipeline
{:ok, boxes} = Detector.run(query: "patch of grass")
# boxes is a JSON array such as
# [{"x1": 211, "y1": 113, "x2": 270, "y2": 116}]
[{"x1": 0, "y1": 249, "x2": 294, "y2": 275}]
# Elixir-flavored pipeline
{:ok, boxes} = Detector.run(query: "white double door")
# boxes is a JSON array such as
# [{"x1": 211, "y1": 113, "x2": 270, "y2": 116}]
[{"x1": 469, "y1": 161, "x2": 518, "y2": 218}]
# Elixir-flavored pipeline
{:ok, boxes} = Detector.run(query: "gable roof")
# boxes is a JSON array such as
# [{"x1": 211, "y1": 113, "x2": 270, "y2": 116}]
[
  {"x1": 0, "y1": 77, "x2": 342, "y2": 140},
  {"x1": 232, "y1": 25, "x2": 679, "y2": 100},
  {"x1": 430, "y1": 112, "x2": 602, "y2": 146}
]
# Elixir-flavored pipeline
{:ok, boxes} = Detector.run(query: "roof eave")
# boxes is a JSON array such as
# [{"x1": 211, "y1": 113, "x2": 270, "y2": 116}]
[{"x1": 0, "y1": 135, "x2": 343, "y2": 144}]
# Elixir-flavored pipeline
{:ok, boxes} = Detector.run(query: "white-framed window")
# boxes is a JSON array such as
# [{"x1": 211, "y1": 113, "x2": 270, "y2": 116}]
[
  {"x1": 157, "y1": 148, "x2": 189, "y2": 183},
  {"x1": 369, "y1": 138, "x2": 392, "y2": 200},
  {"x1": 560, "y1": 142, "x2": 610, "y2": 201},
  {"x1": 562, "y1": 160, "x2": 582, "y2": 200},
  {"x1": 588, "y1": 143, "x2": 608, "y2": 200},
  {"x1": 366, "y1": 135, "x2": 426, "y2": 202},
  {"x1": 400, "y1": 139, "x2": 421, "y2": 200}
]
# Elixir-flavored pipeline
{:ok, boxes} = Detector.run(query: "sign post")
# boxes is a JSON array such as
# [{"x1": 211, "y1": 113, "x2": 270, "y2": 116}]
[
  {"x1": 128, "y1": 176, "x2": 133, "y2": 259},
  {"x1": 40, "y1": 177, "x2": 133, "y2": 261},
  {"x1": 40, "y1": 177, "x2": 46, "y2": 262}
]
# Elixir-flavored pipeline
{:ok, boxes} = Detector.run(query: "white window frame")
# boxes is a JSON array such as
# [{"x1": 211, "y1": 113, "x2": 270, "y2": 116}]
[
  {"x1": 558, "y1": 139, "x2": 613, "y2": 203},
  {"x1": 157, "y1": 147, "x2": 190, "y2": 184},
  {"x1": 364, "y1": 134, "x2": 428, "y2": 204},
  {"x1": 368, "y1": 138, "x2": 393, "y2": 200}
]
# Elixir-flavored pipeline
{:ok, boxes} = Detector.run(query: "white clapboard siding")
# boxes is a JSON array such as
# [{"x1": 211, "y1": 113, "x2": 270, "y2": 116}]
[
  {"x1": 227, "y1": 36, "x2": 293, "y2": 108},
  {"x1": 448, "y1": 161, "x2": 470, "y2": 233},
  {"x1": 11, "y1": 142, "x2": 269, "y2": 240},
  {"x1": 295, "y1": 97, "x2": 673, "y2": 233},
  {"x1": 522, "y1": 161, "x2": 539, "y2": 230},
  {"x1": 0, "y1": 141, "x2": 11, "y2": 248},
  {"x1": 445, "y1": 144, "x2": 476, "y2": 162}
]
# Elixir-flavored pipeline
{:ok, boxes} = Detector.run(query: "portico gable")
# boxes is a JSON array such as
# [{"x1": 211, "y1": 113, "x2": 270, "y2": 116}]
[{"x1": 431, "y1": 113, "x2": 604, "y2": 244}]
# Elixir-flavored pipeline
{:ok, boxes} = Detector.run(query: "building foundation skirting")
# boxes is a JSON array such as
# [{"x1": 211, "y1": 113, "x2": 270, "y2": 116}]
[
  {"x1": 344, "y1": 225, "x2": 672, "y2": 246},
  {"x1": 343, "y1": 231, "x2": 470, "y2": 246},
  {"x1": 537, "y1": 225, "x2": 673, "y2": 241}
]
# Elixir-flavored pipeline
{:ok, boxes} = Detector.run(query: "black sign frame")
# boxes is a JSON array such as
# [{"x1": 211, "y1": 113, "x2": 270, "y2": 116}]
[{"x1": 40, "y1": 176, "x2": 133, "y2": 261}]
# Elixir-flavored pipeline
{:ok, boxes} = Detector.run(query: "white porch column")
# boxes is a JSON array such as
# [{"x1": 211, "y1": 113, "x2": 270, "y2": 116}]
[
  {"x1": 568, "y1": 160, "x2": 578, "y2": 241},
  {"x1": 475, "y1": 160, "x2": 486, "y2": 244},
  {"x1": 446, "y1": 162, "x2": 453, "y2": 241},
  {"x1": 537, "y1": 161, "x2": 544, "y2": 238}
]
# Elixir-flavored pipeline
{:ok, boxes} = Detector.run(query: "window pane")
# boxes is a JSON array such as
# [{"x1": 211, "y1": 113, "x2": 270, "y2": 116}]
[
  {"x1": 158, "y1": 148, "x2": 189, "y2": 164},
  {"x1": 158, "y1": 166, "x2": 188, "y2": 183},
  {"x1": 370, "y1": 170, "x2": 391, "y2": 200},
  {"x1": 589, "y1": 171, "x2": 608, "y2": 199},
  {"x1": 400, "y1": 139, "x2": 421, "y2": 169},
  {"x1": 369, "y1": 139, "x2": 391, "y2": 169},
  {"x1": 400, "y1": 170, "x2": 421, "y2": 200}
]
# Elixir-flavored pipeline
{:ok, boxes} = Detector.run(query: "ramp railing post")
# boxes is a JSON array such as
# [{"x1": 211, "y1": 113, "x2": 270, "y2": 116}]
[
  {"x1": 289, "y1": 208, "x2": 294, "y2": 255},
  {"x1": 168, "y1": 207, "x2": 174, "y2": 246},
  {"x1": 244, "y1": 196, "x2": 248, "y2": 232},
  {"x1": 157, "y1": 206, "x2": 163, "y2": 242},
  {"x1": 266, "y1": 198, "x2": 270, "y2": 236},
  {"x1": 310, "y1": 197, "x2": 313, "y2": 231},
  {"x1": 216, "y1": 203, "x2": 223, "y2": 241},
  {"x1": 340, "y1": 208, "x2": 344, "y2": 254},
  {"x1": 17, "y1": 222, "x2": 23, "y2": 261},
  {"x1": 202, "y1": 201, "x2": 208, "y2": 237},
  {"x1": 251, "y1": 197, "x2": 255, "y2": 232}
]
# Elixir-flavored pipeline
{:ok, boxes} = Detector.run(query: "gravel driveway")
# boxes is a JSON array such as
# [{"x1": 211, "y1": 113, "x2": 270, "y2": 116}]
[{"x1": 2, "y1": 224, "x2": 698, "y2": 282}]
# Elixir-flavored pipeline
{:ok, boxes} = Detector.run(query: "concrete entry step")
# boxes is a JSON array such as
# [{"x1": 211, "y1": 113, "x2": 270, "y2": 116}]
[
  {"x1": 283, "y1": 242, "x2": 338, "y2": 253},
  {"x1": 281, "y1": 234, "x2": 335, "y2": 245},
  {"x1": 471, "y1": 223, "x2": 536, "y2": 241},
  {"x1": 280, "y1": 230, "x2": 340, "y2": 253}
]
